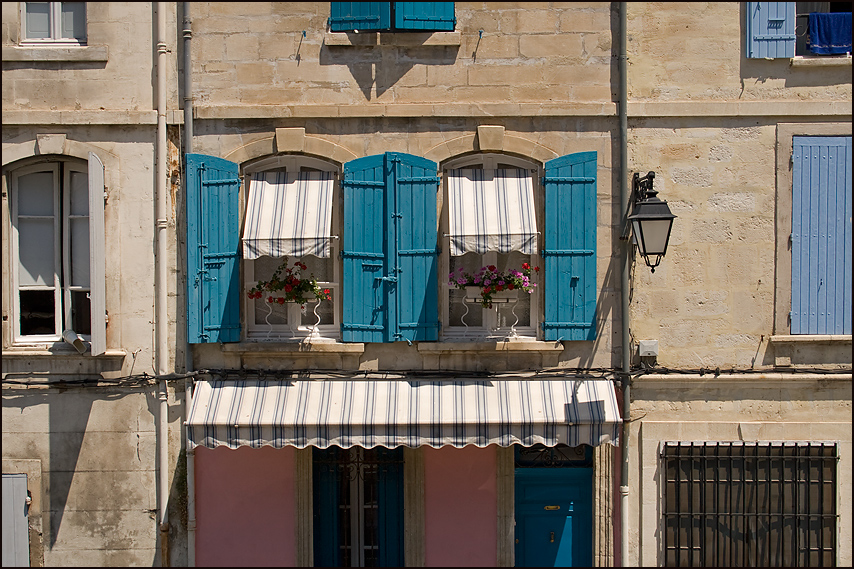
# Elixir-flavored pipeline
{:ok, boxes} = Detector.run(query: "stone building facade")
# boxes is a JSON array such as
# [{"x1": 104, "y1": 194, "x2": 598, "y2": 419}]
[{"x1": 3, "y1": 2, "x2": 851, "y2": 567}]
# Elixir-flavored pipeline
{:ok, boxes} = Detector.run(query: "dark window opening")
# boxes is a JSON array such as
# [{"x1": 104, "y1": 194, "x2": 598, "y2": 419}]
[
  {"x1": 663, "y1": 442, "x2": 837, "y2": 567},
  {"x1": 796, "y1": 2, "x2": 853, "y2": 55}
]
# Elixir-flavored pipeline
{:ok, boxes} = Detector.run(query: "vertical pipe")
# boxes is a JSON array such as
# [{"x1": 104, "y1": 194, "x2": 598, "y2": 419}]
[
  {"x1": 181, "y1": 3, "x2": 196, "y2": 565},
  {"x1": 155, "y1": 2, "x2": 170, "y2": 566},
  {"x1": 618, "y1": 3, "x2": 632, "y2": 567}
]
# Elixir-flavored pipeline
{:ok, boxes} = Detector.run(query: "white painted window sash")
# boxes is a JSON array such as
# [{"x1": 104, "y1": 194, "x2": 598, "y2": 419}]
[{"x1": 21, "y1": 2, "x2": 86, "y2": 44}]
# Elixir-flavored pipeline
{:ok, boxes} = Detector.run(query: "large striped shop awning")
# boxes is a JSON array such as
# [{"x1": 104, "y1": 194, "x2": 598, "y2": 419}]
[
  {"x1": 186, "y1": 379, "x2": 621, "y2": 450},
  {"x1": 241, "y1": 170, "x2": 334, "y2": 259},
  {"x1": 447, "y1": 168, "x2": 538, "y2": 256}
]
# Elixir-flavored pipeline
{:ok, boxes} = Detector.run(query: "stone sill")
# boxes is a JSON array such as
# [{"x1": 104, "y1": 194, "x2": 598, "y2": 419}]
[
  {"x1": 1, "y1": 347, "x2": 127, "y2": 359},
  {"x1": 324, "y1": 31, "x2": 461, "y2": 47},
  {"x1": 769, "y1": 334, "x2": 851, "y2": 344},
  {"x1": 791, "y1": 55, "x2": 852, "y2": 67},
  {"x1": 2, "y1": 44, "x2": 108, "y2": 62},
  {"x1": 222, "y1": 342, "x2": 365, "y2": 355},
  {"x1": 417, "y1": 341, "x2": 564, "y2": 355}
]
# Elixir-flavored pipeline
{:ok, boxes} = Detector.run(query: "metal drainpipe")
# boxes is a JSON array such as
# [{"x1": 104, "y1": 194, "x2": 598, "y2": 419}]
[
  {"x1": 619, "y1": 3, "x2": 632, "y2": 567},
  {"x1": 181, "y1": 2, "x2": 196, "y2": 566},
  {"x1": 155, "y1": 2, "x2": 170, "y2": 565}
]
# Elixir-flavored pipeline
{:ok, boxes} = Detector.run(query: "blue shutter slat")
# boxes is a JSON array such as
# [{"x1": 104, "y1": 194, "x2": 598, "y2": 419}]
[
  {"x1": 391, "y1": 153, "x2": 439, "y2": 342},
  {"x1": 542, "y1": 152, "x2": 597, "y2": 341},
  {"x1": 792, "y1": 136, "x2": 852, "y2": 335},
  {"x1": 394, "y1": 2, "x2": 455, "y2": 31},
  {"x1": 186, "y1": 153, "x2": 241, "y2": 344},
  {"x1": 747, "y1": 2, "x2": 795, "y2": 59},
  {"x1": 329, "y1": 2, "x2": 391, "y2": 31},
  {"x1": 342, "y1": 155, "x2": 388, "y2": 342}
]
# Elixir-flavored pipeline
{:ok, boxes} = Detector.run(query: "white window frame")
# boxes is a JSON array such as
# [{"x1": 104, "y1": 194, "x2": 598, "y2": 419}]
[
  {"x1": 440, "y1": 153, "x2": 542, "y2": 342},
  {"x1": 242, "y1": 155, "x2": 341, "y2": 342},
  {"x1": 8, "y1": 155, "x2": 105, "y2": 353},
  {"x1": 21, "y1": 2, "x2": 87, "y2": 45}
]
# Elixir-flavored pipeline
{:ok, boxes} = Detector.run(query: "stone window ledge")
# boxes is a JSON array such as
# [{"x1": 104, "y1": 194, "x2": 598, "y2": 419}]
[
  {"x1": 324, "y1": 31, "x2": 461, "y2": 47},
  {"x1": 1, "y1": 346, "x2": 127, "y2": 358},
  {"x1": 2, "y1": 45, "x2": 109, "y2": 62},
  {"x1": 222, "y1": 341, "x2": 365, "y2": 355},
  {"x1": 768, "y1": 334, "x2": 852, "y2": 344},
  {"x1": 790, "y1": 55, "x2": 852, "y2": 67},
  {"x1": 417, "y1": 341, "x2": 563, "y2": 354}
]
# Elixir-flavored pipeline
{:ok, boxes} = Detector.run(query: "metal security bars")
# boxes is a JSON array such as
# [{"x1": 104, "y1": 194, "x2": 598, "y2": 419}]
[{"x1": 662, "y1": 442, "x2": 837, "y2": 567}]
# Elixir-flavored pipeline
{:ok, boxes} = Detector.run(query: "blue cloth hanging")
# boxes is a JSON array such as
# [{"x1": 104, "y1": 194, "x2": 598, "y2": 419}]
[{"x1": 808, "y1": 12, "x2": 852, "y2": 55}]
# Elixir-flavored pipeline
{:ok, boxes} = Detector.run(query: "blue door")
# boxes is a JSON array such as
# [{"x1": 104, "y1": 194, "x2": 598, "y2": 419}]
[{"x1": 515, "y1": 469, "x2": 593, "y2": 567}]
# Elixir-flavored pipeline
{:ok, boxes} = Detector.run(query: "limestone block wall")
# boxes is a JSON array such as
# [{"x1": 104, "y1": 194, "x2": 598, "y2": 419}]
[
  {"x1": 1, "y1": 2, "x2": 176, "y2": 113},
  {"x1": 189, "y1": 2, "x2": 614, "y2": 108},
  {"x1": 627, "y1": 2, "x2": 852, "y2": 103}
]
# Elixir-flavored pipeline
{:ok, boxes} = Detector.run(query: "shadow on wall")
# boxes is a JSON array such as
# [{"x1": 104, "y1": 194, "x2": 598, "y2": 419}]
[{"x1": 319, "y1": 36, "x2": 459, "y2": 101}]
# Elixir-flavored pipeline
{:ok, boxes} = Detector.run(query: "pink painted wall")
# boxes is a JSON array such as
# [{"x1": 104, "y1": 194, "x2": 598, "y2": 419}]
[
  {"x1": 423, "y1": 445, "x2": 497, "y2": 567},
  {"x1": 194, "y1": 446, "x2": 297, "y2": 567}
]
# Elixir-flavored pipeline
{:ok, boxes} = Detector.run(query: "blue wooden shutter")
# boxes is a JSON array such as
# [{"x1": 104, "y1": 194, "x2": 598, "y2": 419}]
[
  {"x1": 342, "y1": 155, "x2": 389, "y2": 342},
  {"x1": 542, "y1": 152, "x2": 597, "y2": 341},
  {"x1": 329, "y1": 2, "x2": 391, "y2": 31},
  {"x1": 390, "y1": 153, "x2": 439, "y2": 342},
  {"x1": 186, "y1": 153, "x2": 241, "y2": 343},
  {"x1": 394, "y1": 2, "x2": 455, "y2": 31},
  {"x1": 376, "y1": 447, "x2": 404, "y2": 566},
  {"x1": 791, "y1": 136, "x2": 852, "y2": 335},
  {"x1": 312, "y1": 449, "x2": 341, "y2": 567},
  {"x1": 746, "y1": 2, "x2": 796, "y2": 58}
]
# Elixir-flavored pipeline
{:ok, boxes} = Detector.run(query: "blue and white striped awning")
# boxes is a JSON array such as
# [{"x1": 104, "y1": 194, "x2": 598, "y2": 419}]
[
  {"x1": 241, "y1": 171, "x2": 334, "y2": 259},
  {"x1": 186, "y1": 378, "x2": 620, "y2": 450},
  {"x1": 447, "y1": 169, "x2": 538, "y2": 256}
]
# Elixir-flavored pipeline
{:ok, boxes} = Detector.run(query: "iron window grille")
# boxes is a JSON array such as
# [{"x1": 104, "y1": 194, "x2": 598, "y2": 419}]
[{"x1": 662, "y1": 441, "x2": 837, "y2": 567}]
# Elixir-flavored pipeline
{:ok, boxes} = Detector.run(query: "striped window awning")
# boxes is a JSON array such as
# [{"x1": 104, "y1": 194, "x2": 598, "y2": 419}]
[
  {"x1": 186, "y1": 378, "x2": 620, "y2": 450},
  {"x1": 447, "y1": 169, "x2": 538, "y2": 256},
  {"x1": 241, "y1": 171, "x2": 334, "y2": 259}
]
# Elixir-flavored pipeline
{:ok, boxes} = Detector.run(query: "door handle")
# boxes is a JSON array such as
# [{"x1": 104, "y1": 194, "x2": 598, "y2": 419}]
[{"x1": 550, "y1": 531, "x2": 555, "y2": 543}]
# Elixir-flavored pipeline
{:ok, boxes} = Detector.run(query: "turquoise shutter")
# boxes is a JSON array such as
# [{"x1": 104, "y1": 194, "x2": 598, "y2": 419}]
[
  {"x1": 312, "y1": 449, "x2": 341, "y2": 567},
  {"x1": 791, "y1": 136, "x2": 853, "y2": 335},
  {"x1": 542, "y1": 152, "x2": 597, "y2": 341},
  {"x1": 390, "y1": 153, "x2": 439, "y2": 342},
  {"x1": 746, "y1": 2, "x2": 795, "y2": 58},
  {"x1": 342, "y1": 154, "x2": 389, "y2": 342},
  {"x1": 394, "y1": 2, "x2": 455, "y2": 31},
  {"x1": 329, "y1": 2, "x2": 391, "y2": 31},
  {"x1": 376, "y1": 447, "x2": 404, "y2": 566},
  {"x1": 186, "y1": 154, "x2": 241, "y2": 343}
]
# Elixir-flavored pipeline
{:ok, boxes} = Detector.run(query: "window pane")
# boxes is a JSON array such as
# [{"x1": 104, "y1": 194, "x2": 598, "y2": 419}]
[
  {"x1": 18, "y1": 218, "x2": 55, "y2": 286},
  {"x1": 70, "y1": 290, "x2": 91, "y2": 334},
  {"x1": 449, "y1": 253, "x2": 483, "y2": 326},
  {"x1": 301, "y1": 254, "x2": 332, "y2": 283},
  {"x1": 60, "y1": 2, "x2": 86, "y2": 40},
  {"x1": 17, "y1": 172, "x2": 55, "y2": 216},
  {"x1": 69, "y1": 171, "x2": 88, "y2": 215},
  {"x1": 497, "y1": 251, "x2": 531, "y2": 327},
  {"x1": 20, "y1": 290, "x2": 55, "y2": 335},
  {"x1": 70, "y1": 217, "x2": 90, "y2": 287},
  {"x1": 25, "y1": 2, "x2": 51, "y2": 39},
  {"x1": 301, "y1": 289, "x2": 334, "y2": 326},
  {"x1": 254, "y1": 296, "x2": 288, "y2": 326}
]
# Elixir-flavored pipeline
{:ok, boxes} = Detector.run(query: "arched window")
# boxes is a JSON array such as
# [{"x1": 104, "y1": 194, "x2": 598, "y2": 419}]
[
  {"x1": 6, "y1": 154, "x2": 106, "y2": 352},
  {"x1": 242, "y1": 155, "x2": 341, "y2": 341},
  {"x1": 440, "y1": 153, "x2": 542, "y2": 341}
]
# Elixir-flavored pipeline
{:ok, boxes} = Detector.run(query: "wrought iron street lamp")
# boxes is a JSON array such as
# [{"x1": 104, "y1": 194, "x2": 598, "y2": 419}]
[{"x1": 628, "y1": 172, "x2": 676, "y2": 272}]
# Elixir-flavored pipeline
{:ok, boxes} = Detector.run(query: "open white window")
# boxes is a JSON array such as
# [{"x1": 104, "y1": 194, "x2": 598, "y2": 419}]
[
  {"x1": 441, "y1": 154, "x2": 542, "y2": 341},
  {"x1": 9, "y1": 153, "x2": 106, "y2": 354},
  {"x1": 242, "y1": 155, "x2": 341, "y2": 341},
  {"x1": 21, "y1": 2, "x2": 86, "y2": 44}
]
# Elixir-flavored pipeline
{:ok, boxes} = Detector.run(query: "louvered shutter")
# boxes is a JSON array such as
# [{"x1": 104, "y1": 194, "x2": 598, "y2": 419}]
[
  {"x1": 791, "y1": 136, "x2": 852, "y2": 335},
  {"x1": 394, "y1": 2, "x2": 455, "y2": 31},
  {"x1": 746, "y1": 2, "x2": 796, "y2": 58},
  {"x1": 542, "y1": 152, "x2": 597, "y2": 341},
  {"x1": 376, "y1": 447, "x2": 405, "y2": 566},
  {"x1": 329, "y1": 2, "x2": 391, "y2": 31},
  {"x1": 390, "y1": 153, "x2": 439, "y2": 342},
  {"x1": 88, "y1": 152, "x2": 106, "y2": 355},
  {"x1": 186, "y1": 154, "x2": 241, "y2": 343},
  {"x1": 342, "y1": 154, "x2": 388, "y2": 342}
]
